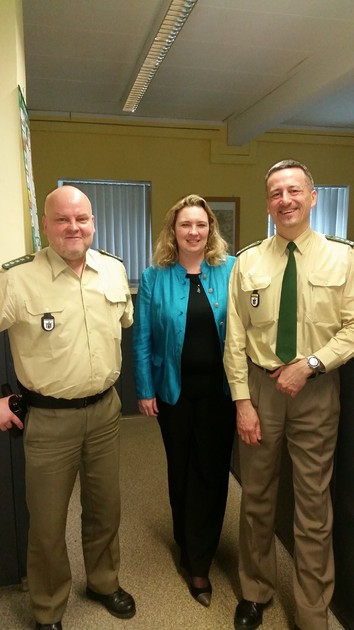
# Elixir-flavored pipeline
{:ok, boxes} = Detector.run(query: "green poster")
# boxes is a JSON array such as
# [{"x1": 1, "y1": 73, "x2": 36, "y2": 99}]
[{"x1": 18, "y1": 86, "x2": 41, "y2": 251}]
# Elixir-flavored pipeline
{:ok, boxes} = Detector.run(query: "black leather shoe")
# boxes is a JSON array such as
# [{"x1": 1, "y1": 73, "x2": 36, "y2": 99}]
[
  {"x1": 86, "y1": 586, "x2": 136, "y2": 619},
  {"x1": 189, "y1": 579, "x2": 212, "y2": 607},
  {"x1": 35, "y1": 624, "x2": 62, "y2": 630},
  {"x1": 294, "y1": 625, "x2": 302, "y2": 630},
  {"x1": 234, "y1": 598, "x2": 271, "y2": 629}
]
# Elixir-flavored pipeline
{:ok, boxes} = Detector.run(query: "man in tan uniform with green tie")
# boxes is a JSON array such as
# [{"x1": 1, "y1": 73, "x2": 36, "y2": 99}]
[
  {"x1": 0, "y1": 186, "x2": 135, "y2": 629},
  {"x1": 224, "y1": 160, "x2": 354, "y2": 630}
]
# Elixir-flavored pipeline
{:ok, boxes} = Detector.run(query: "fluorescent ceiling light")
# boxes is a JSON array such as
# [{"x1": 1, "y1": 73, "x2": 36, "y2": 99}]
[{"x1": 122, "y1": 0, "x2": 198, "y2": 113}]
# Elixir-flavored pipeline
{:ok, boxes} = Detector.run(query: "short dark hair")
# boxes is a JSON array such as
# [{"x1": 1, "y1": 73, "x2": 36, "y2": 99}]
[{"x1": 265, "y1": 159, "x2": 314, "y2": 189}]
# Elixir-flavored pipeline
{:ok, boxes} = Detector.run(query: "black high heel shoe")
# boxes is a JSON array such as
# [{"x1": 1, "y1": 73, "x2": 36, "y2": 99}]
[{"x1": 189, "y1": 579, "x2": 212, "y2": 607}]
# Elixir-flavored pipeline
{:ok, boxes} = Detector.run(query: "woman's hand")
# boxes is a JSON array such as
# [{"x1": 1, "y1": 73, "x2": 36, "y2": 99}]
[{"x1": 138, "y1": 398, "x2": 159, "y2": 417}]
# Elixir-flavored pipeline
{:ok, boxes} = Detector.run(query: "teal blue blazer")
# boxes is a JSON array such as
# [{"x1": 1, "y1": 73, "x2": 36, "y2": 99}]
[{"x1": 133, "y1": 256, "x2": 236, "y2": 405}]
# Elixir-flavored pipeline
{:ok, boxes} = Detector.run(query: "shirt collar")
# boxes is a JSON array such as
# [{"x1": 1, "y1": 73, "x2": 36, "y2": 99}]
[
  {"x1": 46, "y1": 246, "x2": 69, "y2": 277},
  {"x1": 85, "y1": 249, "x2": 100, "y2": 272},
  {"x1": 274, "y1": 226, "x2": 313, "y2": 255},
  {"x1": 46, "y1": 246, "x2": 99, "y2": 277}
]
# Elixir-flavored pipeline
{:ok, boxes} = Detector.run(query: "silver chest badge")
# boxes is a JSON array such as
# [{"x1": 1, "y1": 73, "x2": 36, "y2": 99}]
[
  {"x1": 41, "y1": 313, "x2": 55, "y2": 331},
  {"x1": 251, "y1": 291, "x2": 259, "y2": 307}
]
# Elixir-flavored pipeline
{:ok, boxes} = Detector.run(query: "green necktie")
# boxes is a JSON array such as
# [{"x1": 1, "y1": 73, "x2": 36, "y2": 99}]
[{"x1": 276, "y1": 241, "x2": 297, "y2": 364}]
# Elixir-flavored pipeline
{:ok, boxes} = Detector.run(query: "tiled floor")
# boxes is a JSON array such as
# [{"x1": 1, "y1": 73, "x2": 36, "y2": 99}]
[{"x1": 0, "y1": 416, "x2": 345, "y2": 630}]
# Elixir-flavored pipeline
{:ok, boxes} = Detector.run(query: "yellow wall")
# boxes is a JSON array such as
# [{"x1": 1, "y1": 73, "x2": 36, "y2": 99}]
[
  {"x1": 29, "y1": 117, "x2": 354, "y2": 250},
  {"x1": 0, "y1": 0, "x2": 32, "y2": 264}
]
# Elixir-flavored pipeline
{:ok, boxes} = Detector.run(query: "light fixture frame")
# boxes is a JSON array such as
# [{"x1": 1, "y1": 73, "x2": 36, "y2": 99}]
[{"x1": 122, "y1": 0, "x2": 198, "y2": 113}]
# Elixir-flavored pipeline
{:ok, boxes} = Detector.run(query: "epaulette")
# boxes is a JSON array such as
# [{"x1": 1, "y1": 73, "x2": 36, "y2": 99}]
[
  {"x1": 2, "y1": 254, "x2": 35, "y2": 270},
  {"x1": 236, "y1": 240, "x2": 263, "y2": 256},
  {"x1": 325, "y1": 235, "x2": 354, "y2": 248},
  {"x1": 97, "y1": 248, "x2": 123, "y2": 262}
]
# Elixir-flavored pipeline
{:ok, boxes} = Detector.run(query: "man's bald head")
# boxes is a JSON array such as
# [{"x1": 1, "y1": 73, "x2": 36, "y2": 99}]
[
  {"x1": 44, "y1": 185, "x2": 93, "y2": 216},
  {"x1": 42, "y1": 186, "x2": 95, "y2": 273}
]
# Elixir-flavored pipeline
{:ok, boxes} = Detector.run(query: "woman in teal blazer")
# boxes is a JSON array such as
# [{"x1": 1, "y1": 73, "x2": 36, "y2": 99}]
[{"x1": 133, "y1": 194, "x2": 235, "y2": 607}]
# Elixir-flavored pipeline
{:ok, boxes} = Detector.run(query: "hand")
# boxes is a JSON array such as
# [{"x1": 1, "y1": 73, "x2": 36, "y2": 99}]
[
  {"x1": 236, "y1": 399, "x2": 262, "y2": 446},
  {"x1": 0, "y1": 397, "x2": 24, "y2": 432},
  {"x1": 270, "y1": 359, "x2": 311, "y2": 397},
  {"x1": 138, "y1": 397, "x2": 159, "y2": 417}
]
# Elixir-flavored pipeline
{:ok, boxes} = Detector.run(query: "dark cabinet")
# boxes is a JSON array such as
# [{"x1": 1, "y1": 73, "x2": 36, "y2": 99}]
[
  {"x1": 331, "y1": 359, "x2": 354, "y2": 629},
  {"x1": 115, "y1": 292, "x2": 139, "y2": 416},
  {"x1": 0, "y1": 332, "x2": 29, "y2": 587}
]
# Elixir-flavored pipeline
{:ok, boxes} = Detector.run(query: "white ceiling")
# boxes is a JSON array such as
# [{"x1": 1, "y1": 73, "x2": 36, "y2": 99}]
[{"x1": 23, "y1": 0, "x2": 354, "y2": 146}]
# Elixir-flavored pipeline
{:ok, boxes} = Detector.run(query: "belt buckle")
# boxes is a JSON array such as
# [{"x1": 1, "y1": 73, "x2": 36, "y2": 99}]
[{"x1": 82, "y1": 396, "x2": 90, "y2": 408}]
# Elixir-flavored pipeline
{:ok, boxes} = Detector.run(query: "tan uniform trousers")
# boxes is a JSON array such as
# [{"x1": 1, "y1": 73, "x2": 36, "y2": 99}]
[
  {"x1": 238, "y1": 362, "x2": 340, "y2": 630},
  {"x1": 24, "y1": 387, "x2": 122, "y2": 624}
]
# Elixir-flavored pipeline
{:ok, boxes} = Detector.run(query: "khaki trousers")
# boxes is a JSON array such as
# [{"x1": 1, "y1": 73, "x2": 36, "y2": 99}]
[
  {"x1": 239, "y1": 363, "x2": 340, "y2": 630},
  {"x1": 24, "y1": 387, "x2": 122, "y2": 624}
]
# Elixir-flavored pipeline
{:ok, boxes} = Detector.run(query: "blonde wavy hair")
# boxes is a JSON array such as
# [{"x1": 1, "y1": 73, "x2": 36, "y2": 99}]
[{"x1": 153, "y1": 194, "x2": 229, "y2": 267}]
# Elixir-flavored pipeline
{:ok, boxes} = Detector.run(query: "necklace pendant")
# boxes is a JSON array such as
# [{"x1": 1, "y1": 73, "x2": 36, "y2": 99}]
[{"x1": 197, "y1": 285, "x2": 201, "y2": 293}]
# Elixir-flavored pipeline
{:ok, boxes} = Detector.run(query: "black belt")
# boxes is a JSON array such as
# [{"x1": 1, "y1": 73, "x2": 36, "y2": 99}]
[
  {"x1": 18, "y1": 383, "x2": 111, "y2": 409},
  {"x1": 248, "y1": 358, "x2": 324, "y2": 379},
  {"x1": 248, "y1": 358, "x2": 277, "y2": 374}
]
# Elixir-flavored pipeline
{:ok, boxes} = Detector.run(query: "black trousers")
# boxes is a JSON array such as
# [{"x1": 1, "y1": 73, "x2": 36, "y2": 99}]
[{"x1": 157, "y1": 390, "x2": 235, "y2": 576}]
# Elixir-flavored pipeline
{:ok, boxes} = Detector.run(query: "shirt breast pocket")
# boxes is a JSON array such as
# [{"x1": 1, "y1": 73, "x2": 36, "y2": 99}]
[
  {"x1": 307, "y1": 271, "x2": 345, "y2": 324},
  {"x1": 23, "y1": 299, "x2": 66, "y2": 355},
  {"x1": 25, "y1": 299, "x2": 64, "y2": 328},
  {"x1": 104, "y1": 288, "x2": 127, "y2": 337},
  {"x1": 240, "y1": 274, "x2": 275, "y2": 327}
]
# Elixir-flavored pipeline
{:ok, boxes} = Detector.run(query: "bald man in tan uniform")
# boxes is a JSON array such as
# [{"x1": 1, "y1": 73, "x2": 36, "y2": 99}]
[
  {"x1": 0, "y1": 186, "x2": 135, "y2": 629},
  {"x1": 224, "y1": 160, "x2": 354, "y2": 630}
]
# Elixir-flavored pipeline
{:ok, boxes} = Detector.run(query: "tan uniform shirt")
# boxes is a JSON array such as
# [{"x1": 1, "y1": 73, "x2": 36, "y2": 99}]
[
  {"x1": 224, "y1": 227, "x2": 354, "y2": 400},
  {"x1": 0, "y1": 246, "x2": 133, "y2": 398}
]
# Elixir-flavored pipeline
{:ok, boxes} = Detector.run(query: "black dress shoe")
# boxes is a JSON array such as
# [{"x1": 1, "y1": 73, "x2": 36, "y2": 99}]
[
  {"x1": 86, "y1": 586, "x2": 136, "y2": 619},
  {"x1": 234, "y1": 598, "x2": 271, "y2": 629},
  {"x1": 294, "y1": 625, "x2": 302, "y2": 630},
  {"x1": 189, "y1": 579, "x2": 212, "y2": 607},
  {"x1": 35, "y1": 623, "x2": 62, "y2": 630}
]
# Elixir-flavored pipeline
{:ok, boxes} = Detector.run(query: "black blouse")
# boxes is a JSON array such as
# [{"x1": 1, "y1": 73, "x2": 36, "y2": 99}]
[{"x1": 181, "y1": 273, "x2": 223, "y2": 399}]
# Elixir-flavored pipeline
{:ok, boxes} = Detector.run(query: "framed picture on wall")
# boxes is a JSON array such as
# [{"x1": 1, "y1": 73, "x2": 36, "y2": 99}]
[{"x1": 205, "y1": 197, "x2": 240, "y2": 255}]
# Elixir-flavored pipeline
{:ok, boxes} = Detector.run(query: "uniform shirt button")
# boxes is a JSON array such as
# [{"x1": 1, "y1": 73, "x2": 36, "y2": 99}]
[
  {"x1": 202, "y1": 274, "x2": 207, "y2": 280},
  {"x1": 214, "y1": 302, "x2": 219, "y2": 308},
  {"x1": 208, "y1": 288, "x2": 214, "y2": 293}
]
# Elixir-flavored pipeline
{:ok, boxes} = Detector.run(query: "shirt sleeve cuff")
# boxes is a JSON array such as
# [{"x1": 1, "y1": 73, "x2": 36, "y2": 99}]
[{"x1": 229, "y1": 382, "x2": 251, "y2": 401}]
